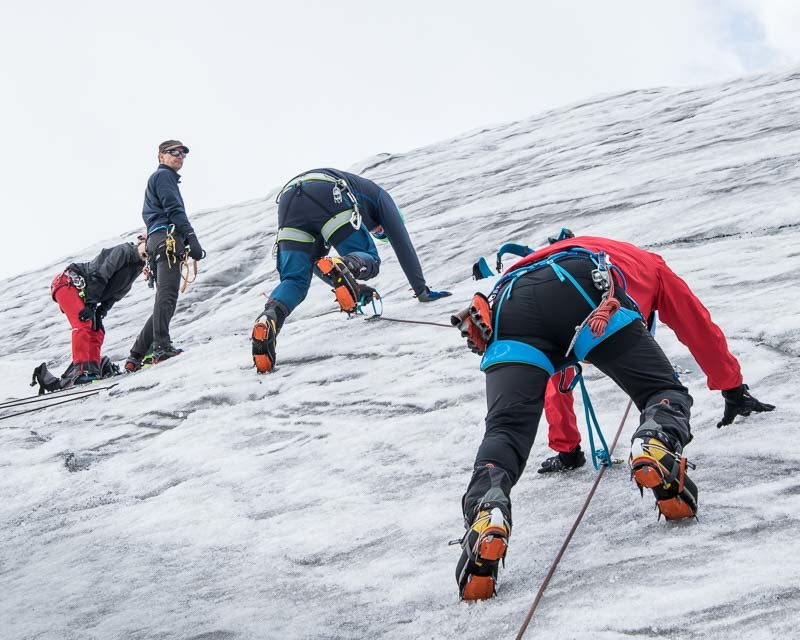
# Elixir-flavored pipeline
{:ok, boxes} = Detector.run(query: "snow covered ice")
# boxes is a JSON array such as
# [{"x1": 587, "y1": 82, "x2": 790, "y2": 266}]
[{"x1": 2, "y1": 68, "x2": 799, "y2": 639}]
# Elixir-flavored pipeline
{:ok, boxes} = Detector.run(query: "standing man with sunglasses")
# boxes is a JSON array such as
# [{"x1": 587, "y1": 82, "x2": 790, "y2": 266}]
[{"x1": 125, "y1": 140, "x2": 205, "y2": 371}]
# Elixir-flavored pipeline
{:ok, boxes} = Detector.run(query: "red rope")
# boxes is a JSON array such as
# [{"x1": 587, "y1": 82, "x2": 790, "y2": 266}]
[{"x1": 587, "y1": 272, "x2": 620, "y2": 336}]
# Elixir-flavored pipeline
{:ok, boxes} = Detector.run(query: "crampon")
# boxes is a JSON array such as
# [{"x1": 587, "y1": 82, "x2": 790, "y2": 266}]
[
  {"x1": 454, "y1": 507, "x2": 510, "y2": 600},
  {"x1": 630, "y1": 436, "x2": 698, "y2": 520},
  {"x1": 252, "y1": 316, "x2": 278, "y2": 373},
  {"x1": 316, "y1": 257, "x2": 361, "y2": 314}
]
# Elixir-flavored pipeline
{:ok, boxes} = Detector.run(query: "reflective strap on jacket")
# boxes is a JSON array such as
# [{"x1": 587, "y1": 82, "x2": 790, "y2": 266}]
[{"x1": 276, "y1": 227, "x2": 316, "y2": 244}]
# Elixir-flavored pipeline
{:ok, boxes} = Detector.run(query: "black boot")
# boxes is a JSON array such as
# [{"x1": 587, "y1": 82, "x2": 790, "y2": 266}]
[
  {"x1": 152, "y1": 344, "x2": 183, "y2": 364},
  {"x1": 456, "y1": 464, "x2": 513, "y2": 600},
  {"x1": 630, "y1": 425, "x2": 698, "y2": 520},
  {"x1": 538, "y1": 445, "x2": 587, "y2": 473},
  {"x1": 253, "y1": 299, "x2": 286, "y2": 374},
  {"x1": 73, "y1": 361, "x2": 102, "y2": 385},
  {"x1": 315, "y1": 257, "x2": 360, "y2": 313},
  {"x1": 100, "y1": 356, "x2": 121, "y2": 378}
]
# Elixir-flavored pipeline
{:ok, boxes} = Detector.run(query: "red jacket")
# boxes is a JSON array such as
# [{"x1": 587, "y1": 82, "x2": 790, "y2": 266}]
[{"x1": 505, "y1": 236, "x2": 743, "y2": 452}]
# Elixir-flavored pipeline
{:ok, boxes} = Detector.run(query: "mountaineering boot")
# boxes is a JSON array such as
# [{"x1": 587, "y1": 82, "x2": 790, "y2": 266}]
[
  {"x1": 315, "y1": 256, "x2": 361, "y2": 313},
  {"x1": 538, "y1": 445, "x2": 587, "y2": 473},
  {"x1": 152, "y1": 344, "x2": 183, "y2": 364},
  {"x1": 252, "y1": 316, "x2": 278, "y2": 374},
  {"x1": 124, "y1": 354, "x2": 144, "y2": 373},
  {"x1": 630, "y1": 428, "x2": 698, "y2": 520},
  {"x1": 30, "y1": 362, "x2": 62, "y2": 394},
  {"x1": 456, "y1": 507, "x2": 511, "y2": 600},
  {"x1": 252, "y1": 299, "x2": 287, "y2": 374},
  {"x1": 100, "y1": 356, "x2": 121, "y2": 378},
  {"x1": 72, "y1": 361, "x2": 102, "y2": 386}
]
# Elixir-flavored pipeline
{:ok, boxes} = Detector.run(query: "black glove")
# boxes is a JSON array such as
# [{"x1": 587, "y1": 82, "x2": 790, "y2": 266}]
[
  {"x1": 717, "y1": 384, "x2": 775, "y2": 428},
  {"x1": 78, "y1": 305, "x2": 96, "y2": 323},
  {"x1": 93, "y1": 306, "x2": 107, "y2": 332},
  {"x1": 186, "y1": 234, "x2": 205, "y2": 261},
  {"x1": 357, "y1": 284, "x2": 380, "y2": 305}
]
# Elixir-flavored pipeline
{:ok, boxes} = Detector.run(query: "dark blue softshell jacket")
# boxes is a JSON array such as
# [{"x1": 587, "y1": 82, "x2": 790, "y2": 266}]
[
  {"x1": 318, "y1": 168, "x2": 426, "y2": 294},
  {"x1": 142, "y1": 165, "x2": 195, "y2": 238}
]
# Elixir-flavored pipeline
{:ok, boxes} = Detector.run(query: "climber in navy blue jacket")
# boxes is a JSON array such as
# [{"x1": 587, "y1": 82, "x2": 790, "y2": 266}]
[
  {"x1": 127, "y1": 140, "x2": 205, "y2": 370},
  {"x1": 251, "y1": 168, "x2": 450, "y2": 373}
]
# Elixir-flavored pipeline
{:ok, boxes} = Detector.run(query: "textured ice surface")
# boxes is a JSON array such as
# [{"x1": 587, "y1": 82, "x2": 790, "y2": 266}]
[{"x1": 2, "y1": 68, "x2": 799, "y2": 639}]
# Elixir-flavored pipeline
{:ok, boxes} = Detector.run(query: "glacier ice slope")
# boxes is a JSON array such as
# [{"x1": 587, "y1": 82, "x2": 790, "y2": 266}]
[{"x1": 1, "y1": 68, "x2": 799, "y2": 639}]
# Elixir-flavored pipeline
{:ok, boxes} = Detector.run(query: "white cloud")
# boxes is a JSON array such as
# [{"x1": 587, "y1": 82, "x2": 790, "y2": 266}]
[{"x1": 743, "y1": 0, "x2": 800, "y2": 60}]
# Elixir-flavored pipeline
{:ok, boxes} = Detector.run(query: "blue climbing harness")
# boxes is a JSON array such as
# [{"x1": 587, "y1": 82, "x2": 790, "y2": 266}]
[{"x1": 479, "y1": 248, "x2": 643, "y2": 469}]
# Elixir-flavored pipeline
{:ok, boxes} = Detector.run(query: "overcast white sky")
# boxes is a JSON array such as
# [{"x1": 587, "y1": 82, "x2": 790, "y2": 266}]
[{"x1": 2, "y1": 0, "x2": 799, "y2": 279}]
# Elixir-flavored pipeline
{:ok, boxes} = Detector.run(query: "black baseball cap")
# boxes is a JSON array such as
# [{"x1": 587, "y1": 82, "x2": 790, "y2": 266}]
[{"x1": 158, "y1": 140, "x2": 189, "y2": 154}]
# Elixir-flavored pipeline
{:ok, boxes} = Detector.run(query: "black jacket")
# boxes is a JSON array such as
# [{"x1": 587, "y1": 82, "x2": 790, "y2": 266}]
[
  {"x1": 142, "y1": 164, "x2": 195, "y2": 238},
  {"x1": 70, "y1": 242, "x2": 144, "y2": 310}
]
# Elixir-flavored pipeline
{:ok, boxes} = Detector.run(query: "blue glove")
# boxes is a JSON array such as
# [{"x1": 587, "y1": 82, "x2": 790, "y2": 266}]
[{"x1": 416, "y1": 287, "x2": 452, "y2": 302}]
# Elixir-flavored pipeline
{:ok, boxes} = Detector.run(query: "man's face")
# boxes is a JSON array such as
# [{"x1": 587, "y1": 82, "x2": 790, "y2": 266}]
[
  {"x1": 159, "y1": 148, "x2": 186, "y2": 171},
  {"x1": 137, "y1": 240, "x2": 148, "y2": 261}
]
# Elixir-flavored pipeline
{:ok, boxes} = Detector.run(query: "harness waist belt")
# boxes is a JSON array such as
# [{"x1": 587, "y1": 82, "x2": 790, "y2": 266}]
[{"x1": 277, "y1": 172, "x2": 341, "y2": 201}]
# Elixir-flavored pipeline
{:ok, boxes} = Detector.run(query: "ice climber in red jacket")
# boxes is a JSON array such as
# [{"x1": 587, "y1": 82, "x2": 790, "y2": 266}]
[
  {"x1": 536, "y1": 236, "x2": 774, "y2": 473},
  {"x1": 452, "y1": 235, "x2": 774, "y2": 600}
]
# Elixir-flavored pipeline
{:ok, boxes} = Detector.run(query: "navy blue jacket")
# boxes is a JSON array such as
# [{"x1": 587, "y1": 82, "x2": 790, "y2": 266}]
[
  {"x1": 70, "y1": 242, "x2": 144, "y2": 310},
  {"x1": 142, "y1": 165, "x2": 195, "y2": 238},
  {"x1": 316, "y1": 169, "x2": 427, "y2": 295}
]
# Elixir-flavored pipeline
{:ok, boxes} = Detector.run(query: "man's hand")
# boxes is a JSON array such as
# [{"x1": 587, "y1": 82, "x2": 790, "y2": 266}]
[
  {"x1": 186, "y1": 234, "x2": 206, "y2": 260},
  {"x1": 717, "y1": 384, "x2": 775, "y2": 428}
]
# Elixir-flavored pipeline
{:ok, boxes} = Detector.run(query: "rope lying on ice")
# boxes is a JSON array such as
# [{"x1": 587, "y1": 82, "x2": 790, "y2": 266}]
[{"x1": 515, "y1": 398, "x2": 634, "y2": 640}]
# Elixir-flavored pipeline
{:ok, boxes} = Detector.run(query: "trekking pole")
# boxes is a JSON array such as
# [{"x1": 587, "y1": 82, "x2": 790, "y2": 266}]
[
  {"x1": 0, "y1": 382, "x2": 118, "y2": 409},
  {"x1": 515, "y1": 398, "x2": 634, "y2": 640},
  {"x1": 0, "y1": 388, "x2": 110, "y2": 424}
]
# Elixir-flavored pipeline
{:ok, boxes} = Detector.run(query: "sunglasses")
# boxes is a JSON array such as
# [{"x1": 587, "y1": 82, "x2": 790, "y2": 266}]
[{"x1": 164, "y1": 149, "x2": 187, "y2": 157}]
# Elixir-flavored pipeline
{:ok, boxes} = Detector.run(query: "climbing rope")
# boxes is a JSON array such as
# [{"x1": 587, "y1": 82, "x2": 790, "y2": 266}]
[
  {"x1": 367, "y1": 315, "x2": 452, "y2": 329},
  {"x1": 587, "y1": 265, "x2": 621, "y2": 336},
  {"x1": 515, "y1": 398, "x2": 634, "y2": 640},
  {"x1": 165, "y1": 225, "x2": 178, "y2": 268},
  {"x1": 180, "y1": 254, "x2": 198, "y2": 293}
]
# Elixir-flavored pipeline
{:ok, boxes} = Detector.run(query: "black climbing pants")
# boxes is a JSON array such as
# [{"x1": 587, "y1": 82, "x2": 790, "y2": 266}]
[
  {"x1": 131, "y1": 229, "x2": 185, "y2": 355},
  {"x1": 462, "y1": 257, "x2": 693, "y2": 521}
]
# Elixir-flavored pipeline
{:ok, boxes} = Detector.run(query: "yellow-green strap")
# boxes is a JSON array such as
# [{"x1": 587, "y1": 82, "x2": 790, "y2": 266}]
[
  {"x1": 277, "y1": 227, "x2": 316, "y2": 243},
  {"x1": 321, "y1": 209, "x2": 355, "y2": 242},
  {"x1": 277, "y1": 172, "x2": 340, "y2": 200}
]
